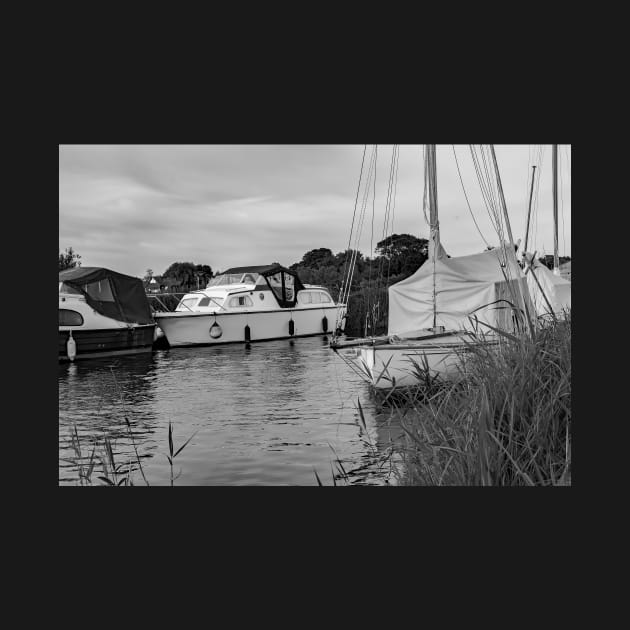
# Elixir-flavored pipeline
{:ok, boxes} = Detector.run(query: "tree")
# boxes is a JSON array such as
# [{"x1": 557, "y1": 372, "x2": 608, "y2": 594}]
[
  {"x1": 59, "y1": 247, "x2": 81, "y2": 271},
  {"x1": 162, "y1": 262, "x2": 214, "y2": 290},
  {"x1": 194, "y1": 264, "x2": 213, "y2": 288},
  {"x1": 144, "y1": 268, "x2": 154, "y2": 282},
  {"x1": 162, "y1": 262, "x2": 197, "y2": 290},
  {"x1": 300, "y1": 248, "x2": 334, "y2": 269},
  {"x1": 375, "y1": 233, "x2": 428, "y2": 277}
]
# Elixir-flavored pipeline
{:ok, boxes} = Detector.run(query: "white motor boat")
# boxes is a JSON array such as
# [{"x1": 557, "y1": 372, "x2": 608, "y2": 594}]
[
  {"x1": 153, "y1": 264, "x2": 347, "y2": 347},
  {"x1": 59, "y1": 267, "x2": 156, "y2": 362}
]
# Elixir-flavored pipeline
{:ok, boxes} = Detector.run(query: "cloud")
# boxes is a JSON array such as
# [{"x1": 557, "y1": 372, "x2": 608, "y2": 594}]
[{"x1": 59, "y1": 145, "x2": 571, "y2": 278}]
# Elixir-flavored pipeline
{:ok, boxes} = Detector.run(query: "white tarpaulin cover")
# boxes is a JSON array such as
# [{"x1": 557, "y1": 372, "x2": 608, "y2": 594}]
[
  {"x1": 388, "y1": 245, "x2": 532, "y2": 336},
  {"x1": 524, "y1": 258, "x2": 571, "y2": 318}
]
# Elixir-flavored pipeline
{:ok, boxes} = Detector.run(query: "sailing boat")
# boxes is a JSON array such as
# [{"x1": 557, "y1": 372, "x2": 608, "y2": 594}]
[
  {"x1": 331, "y1": 144, "x2": 533, "y2": 389},
  {"x1": 520, "y1": 144, "x2": 571, "y2": 319}
]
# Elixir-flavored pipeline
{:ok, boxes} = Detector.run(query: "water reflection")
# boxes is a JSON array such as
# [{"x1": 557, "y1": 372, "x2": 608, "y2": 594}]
[
  {"x1": 59, "y1": 337, "x2": 407, "y2": 485},
  {"x1": 58, "y1": 352, "x2": 161, "y2": 485}
]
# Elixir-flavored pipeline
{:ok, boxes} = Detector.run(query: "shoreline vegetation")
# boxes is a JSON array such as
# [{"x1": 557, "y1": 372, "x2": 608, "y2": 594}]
[{"x1": 365, "y1": 310, "x2": 571, "y2": 486}]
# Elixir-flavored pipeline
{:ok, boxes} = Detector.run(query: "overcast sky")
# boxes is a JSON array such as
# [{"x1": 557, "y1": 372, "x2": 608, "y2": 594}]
[{"x1": 59, "y1": 145, "x2": 571, "y2": 278}]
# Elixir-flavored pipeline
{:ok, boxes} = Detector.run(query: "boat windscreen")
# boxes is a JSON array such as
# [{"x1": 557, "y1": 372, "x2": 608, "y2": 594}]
[{"x1": 207, "y1": 273, "x2": 260, "y2": 286}]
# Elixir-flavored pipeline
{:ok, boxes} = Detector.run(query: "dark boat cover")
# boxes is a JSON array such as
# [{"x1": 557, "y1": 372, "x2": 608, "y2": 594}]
[{"x1": 59, "y1": 267, "x2": 154, "y2": 325}]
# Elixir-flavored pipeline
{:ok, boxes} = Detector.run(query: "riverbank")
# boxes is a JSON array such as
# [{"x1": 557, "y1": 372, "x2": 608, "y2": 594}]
[{"x1": 381, "y1": 312, "x2": 571, "y2": 485}]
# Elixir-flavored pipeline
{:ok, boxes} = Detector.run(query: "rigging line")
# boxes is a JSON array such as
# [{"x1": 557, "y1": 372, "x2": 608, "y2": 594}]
[
  {"x1": 387, "y1": 144, "x2": 400, "y2": 277},
  {"x1": 486, "y1": 146, "x2": 508, "y2": 247},
  {"x1": 338, "y1": 144, "x2": 367, "y2": 305},
  {"x1": 452, "y1": 145, "x2": 490, "y2": 248},
  {"x1": 377, "y1": 145, "x2": 398, "y2": 291},
  {"x1": 346, "y1": 145, "x2": 376, "y2": 294},
  {"x1": 523, "y1": 145, "x2": 533, "y2": 243},
  {"x1": 345, "y1": 146, "x2": 377, "y2": 308},
  {"x1": 488, "y1": 146, "x2": 534, "y2": 332},
  {"x1": 377, "y1": 146, "x2": 395, "y2": 280},
  {"x1": 470, "y1": 146, "x2": 501, "y2": 237},
  {"x1": 478, "y1": 145, "x2": 503, "y2": 229},
  {"x1": 530, "y1": 145, "x2": 541, "y2": 254},
  {"x1": 490, "y1": 145, "x2": 517, "y2": 246},
  {"x1": 339, "y1": 146, "x2": 372, "y2": 320},
  {"x1": 476, "y1": 144, "x2": 510, "y2": 265},
  {"x1": 482, "y1": 144, "x2": 505, "y2": 224},
  {"x1": 476, "y1": 147, "x2": 506, "y2": 258},
  {"x1": 533, "y1": 144, "x2": 546, "y2": 255},
  {"x1": 559, "y1": 144, "x2": 567, "y2": 257},
  {"x1": 422, "y1": 145, "x2": 429, "y2": 227},
  {"x1": 367, "y1": 145, "x2": 378, "y2": 334}
]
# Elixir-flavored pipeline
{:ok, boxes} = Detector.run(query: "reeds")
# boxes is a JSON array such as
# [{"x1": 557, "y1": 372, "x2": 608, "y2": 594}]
[
  {"x1": 61, "y1": 369, "x2": 196, "y2": 486},
  {"x1": 387, "y1": 311, "x2": 571, "y2": 485}
]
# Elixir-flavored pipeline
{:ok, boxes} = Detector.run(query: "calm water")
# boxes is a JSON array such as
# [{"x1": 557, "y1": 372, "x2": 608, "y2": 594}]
[{"x1": 58, "y1": 336, "x2": 405, "y2": 486}]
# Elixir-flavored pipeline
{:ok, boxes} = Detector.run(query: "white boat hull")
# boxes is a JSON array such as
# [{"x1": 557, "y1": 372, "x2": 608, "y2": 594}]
[
  {"x1": 340, "y1": 332, "x2": 495, "y2": 389},
  {"x1": 154, "y1": 305, "x2": 346, "y2": 347},
  {"x1": 59, "y1": 294, "x2": 155, "y2": 361}
]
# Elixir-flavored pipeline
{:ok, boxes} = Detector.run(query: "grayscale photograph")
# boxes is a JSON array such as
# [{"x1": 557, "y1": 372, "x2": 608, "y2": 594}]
[{"x1": 59, "y1": 144, "x2": 571, "y2": 486}]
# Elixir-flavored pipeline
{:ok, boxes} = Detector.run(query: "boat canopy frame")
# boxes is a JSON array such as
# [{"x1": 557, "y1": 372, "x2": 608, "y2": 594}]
[{"x1": 222, "y1": 264, "x2": 305, "y2": 308}]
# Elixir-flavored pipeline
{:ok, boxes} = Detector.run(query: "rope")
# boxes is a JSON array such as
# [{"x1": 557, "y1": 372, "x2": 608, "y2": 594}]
[
  {"x1": 376, "y1": 145, "x2": 399, "y2": 298},
  {"x1": 337, "y1": 145, "x2": 367, "y2": 306},
  {"x1": 366, "y1": 145, "x2": 377, "y2": 335},
  {"x1": 452, "y1": 145, "x2": 490, "y2": 248},
  {"x1": 337, "y1": 145, "x2": 378, "y2": 331}
]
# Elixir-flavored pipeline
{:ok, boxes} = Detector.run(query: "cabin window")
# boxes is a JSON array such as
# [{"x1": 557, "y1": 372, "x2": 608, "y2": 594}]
[
  {"x1": 59, "y1": 309, "x2": 84, "y2": 326},
  {"x1": 229, "y1": 295, "x2": 253, "y2": 307},
  {"x1": 179, "y1": 298, "x2": 198, "y2": 310},
  {"x1": 266, "y1": 271, "x2": 296, "y2": 305},
  {"x1": 284, "y1": 274, "x2": 295, "y2": 301},
  {"x1": 208, "y1": 273, "x2": 257, "y2": 286},
  {"x1": 299, "y1": 291, "x2": 332, "y2": 305},
  {"x1": 83, "y1": 278, "x2": 115, "y2": 302},
  {"x1": 59, "y1": 282, "x2": 82, "y2": 295},
  {"x1": 197, "y1": 296, "x2": 223, "y2": 308}
]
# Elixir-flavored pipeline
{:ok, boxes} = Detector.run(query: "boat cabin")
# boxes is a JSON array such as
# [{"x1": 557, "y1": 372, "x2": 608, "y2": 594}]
[{"x1": 174, "y1": 264, "x2": 334, "y2": 313}]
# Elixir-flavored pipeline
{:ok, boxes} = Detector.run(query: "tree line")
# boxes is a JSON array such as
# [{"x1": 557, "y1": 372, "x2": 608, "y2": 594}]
[{"x1": 59, "y1": 238, "x2": 570, "y2": 336}]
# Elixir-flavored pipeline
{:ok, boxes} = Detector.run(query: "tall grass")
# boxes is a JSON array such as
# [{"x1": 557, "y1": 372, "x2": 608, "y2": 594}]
[
  {"x1": 62, "y1": 369, "x2": 196, "y2": 486},
  {"x1": 385, "y1": 312, "x2": 571, "y2": 486}
]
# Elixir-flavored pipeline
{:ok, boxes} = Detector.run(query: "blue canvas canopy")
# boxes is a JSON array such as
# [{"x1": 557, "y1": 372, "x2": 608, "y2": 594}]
[{"x1": 59, "y1": 267, "x2": 154, "y2": 325}]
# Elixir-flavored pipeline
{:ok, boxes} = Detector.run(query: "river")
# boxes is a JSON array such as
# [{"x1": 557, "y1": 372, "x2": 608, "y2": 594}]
[{"x1": 58, "y1": 336, "x2": 405, "y2": 486}]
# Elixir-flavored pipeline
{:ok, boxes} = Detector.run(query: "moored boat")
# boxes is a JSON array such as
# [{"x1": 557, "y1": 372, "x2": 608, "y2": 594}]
[
  {"x1": 331, "y1": 144, "x2": 532, "y2": 389},
  {"x1": 153, "y1": 264, "x2": 346, "y2": 347},
  {"x1": 59, "y1": 267, "x2": 156, "y2": 361}
]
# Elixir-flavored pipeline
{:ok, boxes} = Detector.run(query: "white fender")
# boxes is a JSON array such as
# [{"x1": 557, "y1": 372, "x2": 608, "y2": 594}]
[{"x1": 67, "y1": 330, "x2": 77, "y2": 361}]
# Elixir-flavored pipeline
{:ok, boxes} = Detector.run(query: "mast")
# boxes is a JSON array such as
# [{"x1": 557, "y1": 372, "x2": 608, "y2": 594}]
[
  {"x1": 523, "y1": 165, "x2": 537, "y2": 256},
  {"x1": 553, "y1": 144, "x2": 560, "y2": 274},
  {"x1": 489, "y1": 145, "x2": 535, "y2": 337},
  {"x1": 426, "y1": 144, "x2": 440, "y2": 329}
]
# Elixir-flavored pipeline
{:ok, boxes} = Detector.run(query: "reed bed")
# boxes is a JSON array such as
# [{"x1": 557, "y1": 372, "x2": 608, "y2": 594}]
[
  {"x1": 381, "y1": 311, "x2": 571, "y2": 486},
  {"x1": 61, "y1": 368, "x2": 196, "y2": 486}
]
